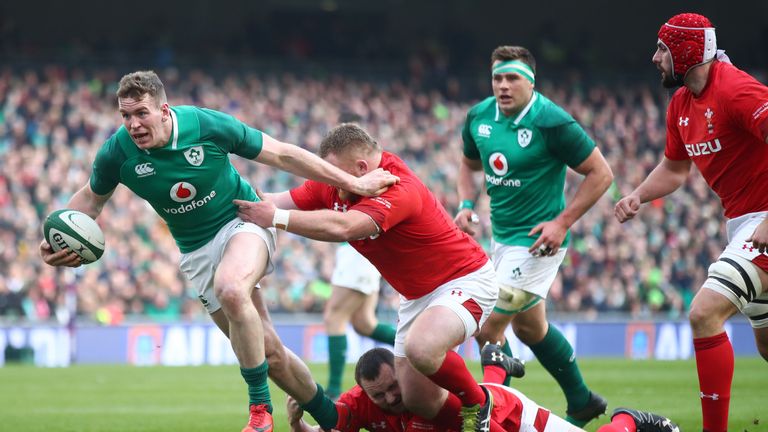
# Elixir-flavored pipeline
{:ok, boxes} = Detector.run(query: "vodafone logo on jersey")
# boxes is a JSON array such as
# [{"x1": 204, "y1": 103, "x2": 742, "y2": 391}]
[
  {"x1": 170, "y1": 182, "x2": 197, "y2": 202},
  {"x1": 489, "y1": 152, "x2": 508, "y2": 176},
  {"x1": 164, "y1": 182, "x2": 217, "y2": 215}
]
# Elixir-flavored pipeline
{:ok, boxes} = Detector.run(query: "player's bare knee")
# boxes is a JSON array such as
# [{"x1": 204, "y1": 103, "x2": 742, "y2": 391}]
[
  {"x1": 687, "y1": 303, "x2": 723, "y2": 335},
  {"x1": 215, "y1": 284, "x2": 251, "y2": 318},
  {"x1": 323, "y1": 303, "x2": 348, "y2": 325},
  {"x1": 322, "y1": 310, "x2": 336, "y2": 328},
  {"x1": 351, "y1": 321, "x2": 373, "y2": 336},
  {"x1": 403, "y1": 341, "x2": 439, "y2": 373}
]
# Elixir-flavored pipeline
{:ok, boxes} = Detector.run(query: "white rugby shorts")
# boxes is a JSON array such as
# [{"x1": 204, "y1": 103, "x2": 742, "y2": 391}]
[
  {"x1": 394, "y1": 261, "x2": 497, "y2": 357},
  {"x1": 179, "y1": 217, "x2": 276, "y2": 314},
  {"x1": 330, "y1": 243, "x2": 381, "y2": 294},
  {"x1": 483, "y1": 383, "x2": 575, "y2": 432},
  {"x1": 492, "y1": 242, "x2": 567, "y2": 299}
]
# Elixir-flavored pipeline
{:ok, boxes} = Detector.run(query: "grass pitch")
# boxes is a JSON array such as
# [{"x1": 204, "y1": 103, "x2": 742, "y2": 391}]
[{"x1": 0, "y1": 358, "x2": 764, "y2": 431}]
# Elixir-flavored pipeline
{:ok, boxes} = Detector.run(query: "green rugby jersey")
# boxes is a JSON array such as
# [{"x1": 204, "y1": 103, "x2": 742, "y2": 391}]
[
  {"x1": 90, "y1": 106, "x2": 263, "y2": 253},
  {"x1": 462, "y1": 93, "x2": 595, "y2": 247}
]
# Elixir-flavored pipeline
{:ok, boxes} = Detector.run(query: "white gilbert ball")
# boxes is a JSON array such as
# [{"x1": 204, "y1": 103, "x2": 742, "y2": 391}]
[{"x1": 43, "y1": 209, "x2": 105, "y2": 264}]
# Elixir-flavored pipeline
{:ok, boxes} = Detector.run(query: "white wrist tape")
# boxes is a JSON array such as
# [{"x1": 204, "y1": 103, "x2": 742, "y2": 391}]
[{"x1": 272, "y1": 209, "x2": 290, "y2": 230}]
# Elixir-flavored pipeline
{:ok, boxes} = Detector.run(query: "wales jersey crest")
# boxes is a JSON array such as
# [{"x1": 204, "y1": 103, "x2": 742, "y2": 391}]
[
  {"x1": 518, "y1": 128, "x2": 532, "y2": 148},
  {"x1": 184, "y1": 146, "x2": 204, "y2": 166}
]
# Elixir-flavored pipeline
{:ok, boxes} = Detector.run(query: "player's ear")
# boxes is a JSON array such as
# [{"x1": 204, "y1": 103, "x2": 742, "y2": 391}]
[
  {"x1": 161, "y1": 103, "x2": 170, "y2": 121},
  {"x1": 356, "y1": 159, "x2": 369, "y2": 175}
]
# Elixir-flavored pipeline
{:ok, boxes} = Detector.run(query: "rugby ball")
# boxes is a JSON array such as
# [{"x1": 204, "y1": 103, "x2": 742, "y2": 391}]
[{"x1": 43, "y1": 209, "x2": 105, "y2": 264}]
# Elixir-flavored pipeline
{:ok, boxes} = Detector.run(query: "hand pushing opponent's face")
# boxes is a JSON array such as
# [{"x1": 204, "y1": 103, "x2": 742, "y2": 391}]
[{"x1": 324, "y1": 147, "x2": 370, "y2": 201}]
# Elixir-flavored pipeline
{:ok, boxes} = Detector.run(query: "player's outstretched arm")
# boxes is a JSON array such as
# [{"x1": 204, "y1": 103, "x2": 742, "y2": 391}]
[
  {"x1": 39, "y1": 183, "x2": 113, "y2": 268},
  {"x1": 255, "y1": 135, "x2": 398, "y2": 197},
  {"x1": 614, "y1": 156, "x2": 691, "y2": 223},
  {"x1": 258, "y1": 190, "x2": 300, "y2": 210},
  {"x1": 235, "y1": 197, "x2": 379, "y2": 242},
  {"x1": 454, "y1": 156, "x2": 483, "y2": 235}
]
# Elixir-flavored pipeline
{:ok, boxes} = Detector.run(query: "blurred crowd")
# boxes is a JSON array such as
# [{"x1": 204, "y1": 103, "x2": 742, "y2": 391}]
[{"x1": 0, "y1": 65, "x2": 730, "y2": 325}]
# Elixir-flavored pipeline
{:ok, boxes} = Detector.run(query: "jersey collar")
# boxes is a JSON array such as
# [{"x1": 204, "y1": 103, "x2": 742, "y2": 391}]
[
  {"x1": 169, "y1": 108, "x2": 180, "y2": 149},
  {"x1": 494, "y1": 92, "x2": 538, "y2": 126}
]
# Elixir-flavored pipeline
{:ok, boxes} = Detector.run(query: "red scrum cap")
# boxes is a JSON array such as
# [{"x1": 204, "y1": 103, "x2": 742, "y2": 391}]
[{"x1": 658, "y1": 13, "x2": 717, "y2": 79}]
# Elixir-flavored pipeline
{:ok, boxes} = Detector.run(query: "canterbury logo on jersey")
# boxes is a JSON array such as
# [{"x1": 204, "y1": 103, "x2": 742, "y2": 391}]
[
  {"x1": 163, "y1": 190, "x2": 217, "y2": 214},
  {"x1": 684, "y1": 139, "x2": 722, "y2": 157},
  {"x1": 478, "y1": 124, "x2": 492, "y2": 138},
  {"x1": 135, "y1": 163, "x2": 156, "y2": 177}
]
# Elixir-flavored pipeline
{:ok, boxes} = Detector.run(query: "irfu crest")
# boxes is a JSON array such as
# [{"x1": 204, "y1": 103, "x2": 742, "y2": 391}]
[
  {"x1": 184, "y1": 146, "x2": 204, "y2": 166},
  {"x1": 518, "y1": 128, "x2": 532, "y2": 148}
]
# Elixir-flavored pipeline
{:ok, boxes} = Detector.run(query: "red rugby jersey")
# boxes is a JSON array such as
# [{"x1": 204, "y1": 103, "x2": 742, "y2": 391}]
[
  {"x1": 665, "y1": 60, "x2": 768, "y2": 218},
  {"x1": 290, "y1": 151, "x2": 488, "y2": 299}
]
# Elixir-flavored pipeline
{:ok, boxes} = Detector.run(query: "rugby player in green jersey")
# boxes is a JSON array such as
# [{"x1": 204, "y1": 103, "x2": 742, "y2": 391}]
[
  {"x1": 455, "y1": 46, "x2": 613, "y2": 427},
  {"x1": 39, "y1": 70, "x2": 398, "y2": 432}
]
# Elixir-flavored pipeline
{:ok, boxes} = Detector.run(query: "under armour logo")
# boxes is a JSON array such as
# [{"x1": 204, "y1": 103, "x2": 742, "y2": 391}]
[
  {"x1": 369, "y1": 421, "x2": 387, "y2": 429},
  {"x1": 451, "y1": 290, "x2": 463, "y2": 296},
  {"x1": 491, "y1": 352, "x2": 504, "y2": 362},
  {"x1": 333, "y1": 202, "x2": 348, "y2": 212},
  {"x1": 700, "y1": 392, "x2": 719, "y2": 400},
  {"x1": 679, "y1": 117, "x2": 689, "y2": 126},
  {"x1": 742, "y1": 243, "x2": 768, "y2": 255}
]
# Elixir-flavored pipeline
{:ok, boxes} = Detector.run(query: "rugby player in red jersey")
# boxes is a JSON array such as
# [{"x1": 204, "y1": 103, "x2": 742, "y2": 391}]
[{"x1": 616, "y1": 13, "x2": 768, "y2": 432}]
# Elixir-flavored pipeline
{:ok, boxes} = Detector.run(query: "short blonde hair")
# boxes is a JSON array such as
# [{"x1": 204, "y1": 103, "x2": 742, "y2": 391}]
[{"x1": 319, "y1": 123, "x2": 381, "y2": 158}]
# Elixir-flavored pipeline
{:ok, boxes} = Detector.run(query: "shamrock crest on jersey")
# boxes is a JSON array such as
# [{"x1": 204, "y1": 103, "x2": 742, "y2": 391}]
[
  {"x1": 518, "y1": 128, "x2": 532, "y2": 147},
  {"x1": 184, "y1": 146, "x2": 205, "y2": 166}
]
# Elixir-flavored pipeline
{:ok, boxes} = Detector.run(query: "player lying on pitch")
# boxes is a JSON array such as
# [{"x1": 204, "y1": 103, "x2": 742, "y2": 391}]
[{"x1": 286, "y1": 344, "x2": 678, "y2": 432}]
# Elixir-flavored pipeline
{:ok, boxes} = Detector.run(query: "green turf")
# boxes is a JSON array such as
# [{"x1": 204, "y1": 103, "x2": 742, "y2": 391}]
[{"x1": 0, "y1": 358, "x2": 764, "y2": 431}]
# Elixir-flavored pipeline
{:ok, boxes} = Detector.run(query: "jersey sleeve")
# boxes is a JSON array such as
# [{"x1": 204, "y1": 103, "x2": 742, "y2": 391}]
[
  {"x1": 350, "y1": 181, "x2": 420, "y2": 232},
  {"x1": 290, "y1": 180, "x2": 329, "y2": 211},
  {"x1": 89, "y1": 135, "x2": 122, "y2": 195},
  {"x1": 545, "y1": 120, "x2": 596, "y2": 168},
  {"x1": 663, "y1": 98, "x2": 690, "y2": 161},
  {"x1": 334, "y1": 390, "x2": 366, "y2": 432},
  {"x1": 462, "y1": 109, "x2": 481, "y2": 160},
  {"x1": 724, "y1": 74, "x2": 768, "y2": 142},
  {"x1": 197, "y1": 108, "x2": 264, "y2": 159}
]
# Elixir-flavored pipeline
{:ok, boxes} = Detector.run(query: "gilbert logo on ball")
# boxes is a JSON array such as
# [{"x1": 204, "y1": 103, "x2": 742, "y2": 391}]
[{"x1": 43, "y1": 209, "x2": 105, "y2": 264}]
